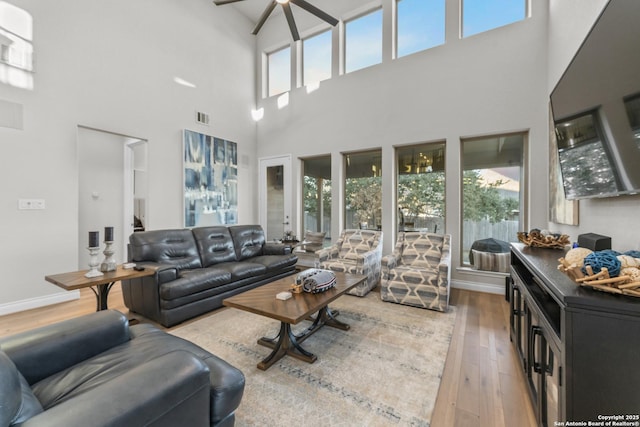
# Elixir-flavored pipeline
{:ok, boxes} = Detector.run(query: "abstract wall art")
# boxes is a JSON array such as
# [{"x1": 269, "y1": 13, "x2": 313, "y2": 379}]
[{"x1": 183, "y1": 129, "x2": 238, "y2": 227}]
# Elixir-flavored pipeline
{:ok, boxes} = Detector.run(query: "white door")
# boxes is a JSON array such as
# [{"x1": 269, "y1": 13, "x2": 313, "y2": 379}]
[{"x1": 258, "y1": 155, "x2": 292, "y2": 241}]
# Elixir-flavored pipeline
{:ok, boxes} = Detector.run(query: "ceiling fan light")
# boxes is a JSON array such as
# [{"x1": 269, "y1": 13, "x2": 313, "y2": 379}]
[{"x1": 276, "y1": 0, "x2": 289, "y2": 4}]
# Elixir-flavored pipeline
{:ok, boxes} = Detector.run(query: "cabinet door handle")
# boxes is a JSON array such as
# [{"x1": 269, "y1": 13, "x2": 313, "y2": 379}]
[
  {"x1": 511, "y1": 286, "x2": 520, "y2": 316},
  {"x1": 530, "y1": 326, "x2": 543, "y2": 373},
  {"x1": 546, "y1": 348, "x2": 554, "y2": 375}
]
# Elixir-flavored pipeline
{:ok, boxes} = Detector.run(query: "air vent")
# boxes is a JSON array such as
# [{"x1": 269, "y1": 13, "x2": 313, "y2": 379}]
[{"x1": 195, "y1": 111, "x2": 210, "y2": 125}]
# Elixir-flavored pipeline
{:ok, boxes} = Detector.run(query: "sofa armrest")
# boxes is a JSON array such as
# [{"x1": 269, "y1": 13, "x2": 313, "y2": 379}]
[
  {"x1": 20, "y1": 351, "x2": 211, "y2": 427},
  {"x1": 133, "y1": 262, "x2": 179, "y2": 284},
  {"x1": 356, "y1": 248, "x2": 380, "y2": 271},
  {"x1": 437, "y1": 235, "x2": 452, "y2": 288},
  {"x1": 0, "y1": 311, "x2": 130, "y2": 385},
  {"x1": 381, "y1": 251, "x2": 401, "y2": 271},
  {"x1": 316, "y1": 245, "x2": 338, "y2": 262},
  {"x1": 263, "y1": 242, "x2": 290, "y2": 255}
]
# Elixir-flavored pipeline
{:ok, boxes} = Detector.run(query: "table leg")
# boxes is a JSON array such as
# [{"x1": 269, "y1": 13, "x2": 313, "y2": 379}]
[
  {"x1": 89, "y1": 282, "x2": 115, "y2": 311},
  {"x1": 300, "y1": 306, "x2": 350, "y2": 340},
  {"x1": 257, "y1": 322, "x2": 317, "y2": 370},
  {"x1": 256, "y1": 305, "x2": 350, "y2": 370}
]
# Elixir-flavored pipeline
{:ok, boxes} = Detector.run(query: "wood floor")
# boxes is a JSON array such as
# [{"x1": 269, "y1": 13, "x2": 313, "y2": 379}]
[{"x1": 0, "y1": 285, "x2": 537, "y2": 426}]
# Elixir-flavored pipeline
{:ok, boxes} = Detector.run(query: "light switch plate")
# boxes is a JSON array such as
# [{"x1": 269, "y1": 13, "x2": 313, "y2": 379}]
[{"x1": 18, "y1": 199, "x2": 45, "y2": 210}]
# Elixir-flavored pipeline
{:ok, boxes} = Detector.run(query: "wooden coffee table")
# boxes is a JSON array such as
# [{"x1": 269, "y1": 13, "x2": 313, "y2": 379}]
[{"x1": 223, "y1": 272, "x2": 366, "y2": 370}]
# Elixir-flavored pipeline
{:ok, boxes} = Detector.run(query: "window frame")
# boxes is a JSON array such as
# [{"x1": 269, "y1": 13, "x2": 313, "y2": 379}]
[
  {"x1": 300, "y1": 154, "x2": 332, "y2": 237},
  {"x1": 459, "y1": 131, "x2": 528, "y2": 268},
  {"x1": 461, "y1": 0, "x2": 529, "y2": 39},
  {"x1": 266, "y1": 45, "x2": 291, "y2": 98},
  {"x1": 395, "y1": 141, "x2": 447, "y2": 233},
  {"x1": 343, "y1": 149, "x2": 383, "y2": 230},
  {"x1": 343, "y1": 7, "x2": 384, "y2": 74},
  {"x1": 302, "y1": 28, "x2": 333, "y2": 86},
  {"x1": 394, "y1": 0, "x2": 446, "y2": 59}
]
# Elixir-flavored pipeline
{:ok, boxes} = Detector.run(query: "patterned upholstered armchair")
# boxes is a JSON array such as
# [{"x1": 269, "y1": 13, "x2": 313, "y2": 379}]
[
  {"x1": 381, "y1": 232, "x2": 451, "y2": 312},
  {"x1": 317, "y1": 229, "x2": 383, "y2": 297}
]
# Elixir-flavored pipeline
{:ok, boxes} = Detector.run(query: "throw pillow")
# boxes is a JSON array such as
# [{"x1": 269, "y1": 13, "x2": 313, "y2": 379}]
[{"x1": 472, "y1": 249, "x2": 510, "y2": 273}]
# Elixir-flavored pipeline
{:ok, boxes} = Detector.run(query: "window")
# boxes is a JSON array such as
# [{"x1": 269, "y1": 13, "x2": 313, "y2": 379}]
[
  {"x1": 303, "y1": 30, "x2": 332, "y2": 85},
  {"x1": 345, "y1": 9, "x2": 383, "y2": 74},
  {"x1": 302, "y1": 156, "x2": 332, "y2": 239},
  {"x1": 267, "y1": 46, "x2": 290, "y2": 97},
  {"x1": 396, "y1": 0, "x2": 445, "y2": 58},
  {"x1": 462, "y1": 0, "x2": 526, "y2": 38},
  {"x1": 0, "y1": 1, "x2": 34, "y2": 89},
  {"x1": 344, "y1": 150, "x2": 382, "y2": 230},
  {"x1": 396, "y1": 142, "x2": 446, "y2": 233},
  {"x1": 461, "y1": 133, "x2": 525, "y2": 265}
]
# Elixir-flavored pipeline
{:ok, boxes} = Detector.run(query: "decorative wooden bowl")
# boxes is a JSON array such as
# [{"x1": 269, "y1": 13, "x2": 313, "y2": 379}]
[{"x1": 517, "y1": 230, "x2": 570, "y2": 249}]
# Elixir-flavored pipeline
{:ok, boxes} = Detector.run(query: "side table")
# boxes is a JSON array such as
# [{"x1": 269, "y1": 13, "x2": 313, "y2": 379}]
[{"x1": 45, "y1": 265, "x2": 155, "y2": 311}]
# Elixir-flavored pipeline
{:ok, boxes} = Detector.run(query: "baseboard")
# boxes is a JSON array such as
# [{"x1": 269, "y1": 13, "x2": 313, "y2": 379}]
[
  {"x1": 451, "y1": 279, "x2": 504, "y2": 295},
  {"x1": 0, "y1": 290, "x2": 80, "y2": 316}
]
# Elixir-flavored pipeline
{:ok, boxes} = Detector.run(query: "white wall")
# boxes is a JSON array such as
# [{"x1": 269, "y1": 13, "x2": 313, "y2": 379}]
[
  {"x1": 547, "y1": 0, "x2": 640, "y2": 252},
  {"x1": 253, "y1": 0, "x2": 551, "y2": 289},
  {"x1": 0, "y1": 0, "x2": 257, "y2": 313}
]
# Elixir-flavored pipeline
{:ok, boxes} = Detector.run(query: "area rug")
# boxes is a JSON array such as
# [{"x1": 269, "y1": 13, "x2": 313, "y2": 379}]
[{"x1": 171, "y1": 292, "x2": 456, "y2": 427}]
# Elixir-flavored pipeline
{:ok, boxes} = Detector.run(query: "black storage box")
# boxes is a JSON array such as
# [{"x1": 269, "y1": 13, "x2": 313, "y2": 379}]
[{"x1": 577, "y1": 233, "x2": 611, "y2": 251}]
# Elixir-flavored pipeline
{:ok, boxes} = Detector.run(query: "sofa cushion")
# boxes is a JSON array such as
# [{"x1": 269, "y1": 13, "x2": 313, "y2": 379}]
[
  {"x1": 214, "y1": 262, "x2": 267, "y2": 281},
  {"x1": 0, "y1": 350, "x2": 44, "y2": 426},
  {"x1": 30, "y1": 325, "x2": 244, "y2": 427},
  {"x1": 160, "y1": 268, "x2": 232, "y2": 301},
  {"x1": 472, "y1": 249, "x2": 511, "y2": 273},
  {"x1": 192, "y1": 226, "x2": 237, "y2": 267},
  {"x1": 250, "y1": 254, "x2": 298, "y2": 273},
  {"x1": 130, "y1": 325, "x2": 245, "y2": 426},
  {"x1": 129, "y1": 229, "x2": 202, "y2": 271},
  {"x1": 229, "y1": 225, "x2": 266, "y2": 261}
]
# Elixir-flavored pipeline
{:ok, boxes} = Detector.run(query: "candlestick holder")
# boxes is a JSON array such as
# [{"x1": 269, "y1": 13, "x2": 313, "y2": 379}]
[
  {"x1": 100, "y1": 240, "x2": 117, "y2": 272},
  {"x1": 85, "y1": 246, "x2": 104, "y2": 278}
]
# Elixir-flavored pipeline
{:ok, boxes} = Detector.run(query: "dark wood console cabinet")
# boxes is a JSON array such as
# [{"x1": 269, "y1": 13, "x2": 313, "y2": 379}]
[{"x1": 509, "y1": 243, "x2": 640, "y2": 426}]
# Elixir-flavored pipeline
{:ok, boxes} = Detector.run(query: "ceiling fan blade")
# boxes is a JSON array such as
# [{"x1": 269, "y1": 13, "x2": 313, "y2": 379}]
[
  {"x1": 290, "y1": 0, "x2": 338, "y2": 26},
  {"x1": 252, "y1": 0, "x2": 277, "y2": 35},
  {"x1": 281, "y1": 2, "x2": 300, "y2": 41},
  {"x1": 212, "y1": 0, "x2": 245, "y2": 5}
]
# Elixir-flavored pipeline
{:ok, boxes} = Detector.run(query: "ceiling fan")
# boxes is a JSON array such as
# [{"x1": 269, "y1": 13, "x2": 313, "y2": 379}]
[{"x1": 213, "y1": 0, "x2": 339, "y2": 41}]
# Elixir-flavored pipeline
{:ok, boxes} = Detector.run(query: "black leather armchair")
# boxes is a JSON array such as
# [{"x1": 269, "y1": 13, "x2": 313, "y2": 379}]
[{"x1": 0, "y1": 310, "x2": 244, "y2": 427}]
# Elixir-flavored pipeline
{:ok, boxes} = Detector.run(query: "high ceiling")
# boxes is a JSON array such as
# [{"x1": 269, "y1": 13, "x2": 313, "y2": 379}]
[{"x1": 212, "y1": 0, "x2": 373, "y2": 36}]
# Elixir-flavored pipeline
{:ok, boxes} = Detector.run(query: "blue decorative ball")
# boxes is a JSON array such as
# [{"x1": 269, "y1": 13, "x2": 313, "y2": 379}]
[
  {"x1": 582, "y1": 251, "x2": 621, "y2": 277},
  {"x1": 623, "y1": 250, "x2": 640, "y2": 258},
  {"x1": 599, "y1": 249, "x2": 621, "y2": 257}
]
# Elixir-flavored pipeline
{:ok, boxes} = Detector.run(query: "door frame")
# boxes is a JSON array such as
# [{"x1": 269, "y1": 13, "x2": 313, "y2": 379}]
[
  {"x1": 77, "y1": 125, "x2": 147, "y2": 267},
  {"x1": 258, "y1": 154, "x2": 292, "y2": 240}
]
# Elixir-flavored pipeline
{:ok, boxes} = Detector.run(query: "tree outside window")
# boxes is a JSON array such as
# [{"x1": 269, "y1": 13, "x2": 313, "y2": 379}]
[
  {"x1": 344, "y1": 150, "x2": 382, "y2": 229},
  {"x1": 302, "y1": 156, "x2": 331, "y2": 236}
]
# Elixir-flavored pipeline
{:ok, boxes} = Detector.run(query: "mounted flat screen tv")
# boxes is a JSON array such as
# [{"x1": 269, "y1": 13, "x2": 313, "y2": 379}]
[{"x1": 550, "y1": 0, "x2": 640, "y2": 200}]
